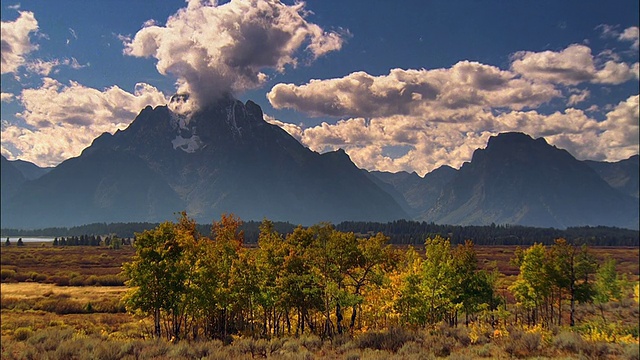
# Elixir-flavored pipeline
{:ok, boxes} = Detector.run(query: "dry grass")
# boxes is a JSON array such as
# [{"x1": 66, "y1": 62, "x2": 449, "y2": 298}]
[
  {"x1": 1, "y1": 283, "x2": 126, "y2": 303},
  {"x1": 0, "y1": 244, "x2": 133, "y2": 276}
]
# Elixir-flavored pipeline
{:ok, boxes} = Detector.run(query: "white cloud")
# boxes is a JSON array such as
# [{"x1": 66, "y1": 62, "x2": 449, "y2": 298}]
[
  {"x1": 268, "y1": 62, "x2": 560, "y2": 118},
  {"x1": 567, "y1": 89, "x2": 590, "y2": 106},
  {"x1": 123, "y1": 0, "x2": 345, "y2": 110},
  {"x1": 1, "y1": 11, "x2": 38, "y2": 74},
  {"x1": 617, "y1": 26, "x2": 639, "y2": 49},
  {"x1": 1, "y1": 78, "x2": 168, "y2": 166},
  {"x1": 24, "y1": 57, "x2": 87, "y2": 75},
  {"x1": 263, "y1": 113, "x2": 303, "y2": 141},
  {"x1": 1, "y1": 92, "x2": 15, "y2": 102},
  {"x1": 266, "y1": 41, "x2": 638, "y2": 175},
  {"x1": 511, "y1": 44, "x2": 637, "y2": 85}
]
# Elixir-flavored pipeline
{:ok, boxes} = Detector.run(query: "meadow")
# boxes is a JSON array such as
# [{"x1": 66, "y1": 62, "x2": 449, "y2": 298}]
[{"x1": 1, "y1": 241, "x2": 638, "y2": 359}]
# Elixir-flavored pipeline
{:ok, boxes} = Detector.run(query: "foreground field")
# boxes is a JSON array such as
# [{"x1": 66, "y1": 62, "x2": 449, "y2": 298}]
[{"x1": 1, "y1": 242, "x2": 639, "y2": 359}]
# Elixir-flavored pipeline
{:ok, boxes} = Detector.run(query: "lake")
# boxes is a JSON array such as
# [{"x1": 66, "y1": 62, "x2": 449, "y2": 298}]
[{"x1": 2, "y1": 236, "x2": 56, "y2": 243}]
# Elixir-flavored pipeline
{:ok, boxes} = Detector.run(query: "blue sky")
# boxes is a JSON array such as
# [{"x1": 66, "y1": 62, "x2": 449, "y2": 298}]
[{"x1": 1, "y1": 0, "x2": 638, "y2": 175}]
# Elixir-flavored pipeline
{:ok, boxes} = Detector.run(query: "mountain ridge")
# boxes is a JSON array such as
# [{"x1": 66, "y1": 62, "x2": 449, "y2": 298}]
[
  {"x1": 2, "y1": 103, "x2": 638, "y2": 230},
  {"x1": 2, "y1": 99, "x2": 407, "y2": 228}
]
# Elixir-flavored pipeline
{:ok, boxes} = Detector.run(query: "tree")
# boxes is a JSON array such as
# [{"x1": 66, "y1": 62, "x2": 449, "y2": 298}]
[
  {"x1": 345, "y1": 232, "x2": 395, "y2": 330},
  {"x1": 395, "y1": 236, "x2": 460, "y2": 327},
  {"x1": 395, "y1": 245, "x2": 427, "y2": 326},
  {"x1": 593, "y1": 258, "x2": 626, "y2": 324},
  {"x1": 123, "y1": 219, "x2": 190, "y2": 339},
  {"x1": 547, "y1": 239, "x2": 597, "y2": 326},
  {"x1": 452, "y1": 240, "x2": 499, "y2": 327},
  {"x1": 509, "y1": 243, "x2": 551, "y2": 326},
  {"x1": 420, "y1": 236, "x2": 458, "y2": 326}
]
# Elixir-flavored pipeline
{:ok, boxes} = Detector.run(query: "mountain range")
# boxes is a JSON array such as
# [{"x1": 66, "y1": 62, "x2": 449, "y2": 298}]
[
  {"x1": 1, "y1": 97, "x2": 406, "y2": 228},
  {"x1": 1, "y1": 99, "x2": 638, "y2": 230}
]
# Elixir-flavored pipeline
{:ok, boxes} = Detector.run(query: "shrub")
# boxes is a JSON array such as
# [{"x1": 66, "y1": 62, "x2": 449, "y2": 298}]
[
  {"x1": 584, "y1": 341, "x2": 612, "y2": 359},
  {"x1": 355, "y1": 327, "x2": 415, "y2": 352},
  {"x1": 397, "y1": 341, "x2": 424, "y2": 356},
  {"x1": 51, "y1": 275, "x2": 70, "y2": 286},
  {"x1": 267, "y1": 337, "x2": 284, "y2": 356},
  {"x1": 344, "y1": 351, "x2": 361, "y2": 360},
  {"x1": 444, "y1": 326, "x2": 471, "y2": 346},
  {"x1": 504, "y1": 328, "x2": 541, "y2": 358},
  {"x1": 231, "y1": 337, "x2": 267, "y2": 358},
  {"x1": 137, "y1": 339, "x2": 171, "y2": 358},
  {"x1": 623, "y1": 343, "x2": 640, "y2": 360},
  {"x1": 54, "y1": 338, "x2": 85, "y2": 359},
  {"x1": 1, "y1": 269, "x2": 16, "y2": 281},
  {"x1": 69, "y1": 276, "x2": 86, "y2": 286},
  {"x1": 476, "y1": 343, "x2": 494, "y2": 358},
  {"x1": 13, "y1": 327, "x2": 33, "y2": 341},
  {"x1": 27, "y1": 327, "x2": 75, "y2": 351},
  {"x1": 300, "y1": 334, "x2": 322, "y2": 351},
  {"x1": 424, "y1": 334, "x2": 455, "y2": 357},
  {"x1": 553, "y1": 330, "x2": 588, "y2": 354},
  {"x1": 34, "y1": 297, "x2": 84, "y2": 314}
]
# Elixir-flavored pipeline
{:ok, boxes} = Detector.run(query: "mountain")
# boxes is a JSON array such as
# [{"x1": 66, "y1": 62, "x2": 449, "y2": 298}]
[
  {"x1": 1, "y1": 156, "x2": 27, "y2": 207},
  {"x1": 422, "y1": 132, "x2": 639, "y2": 229},
  {"x1": 1, "y1": 156, "x2": 53, "y2": 209},
  {"x1": 584, "y1": 155, "x2": 639, "y2": 199},
  {"x1": 368, "y1": 165, "x2": 457, "y2": 218},
  {"x1": 1, "y1": 97, "x2": 407, "y2": 228},
  {"x1": 10, "y1": 158, "x2": 53, "y2": 180}
]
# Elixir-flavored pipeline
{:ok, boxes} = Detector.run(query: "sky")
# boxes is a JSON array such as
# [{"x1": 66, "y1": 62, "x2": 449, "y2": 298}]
[{"x1": 1, "y1": 0, "x2": 638, "y2": 176}]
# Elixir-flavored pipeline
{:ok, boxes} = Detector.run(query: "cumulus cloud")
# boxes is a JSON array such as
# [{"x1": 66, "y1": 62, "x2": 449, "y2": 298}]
[
  {"x1": 619, "y1": 26, "x2": 639, "y2": 49},
  {"x1": 268, "y1": 62, "x2": 560, "y2": 118},
  {"x1": 599, "y1": 25, "x2": 640, "y2": 50},
  {"x1": 266, "y1": 41, "x2": 638, "y2": 175},
  {"x1": 123, "y1": 0, "x2": 345, "y2": 110},
  {"x1": 1, "y1": 11, "x2": 39, "y2": 74},
  {"x1": 511, "y1": 44, "x2": 637, "y2": 85},
  {"x1": 1, "y1": 78, "x2": 167, "y2": 166}
]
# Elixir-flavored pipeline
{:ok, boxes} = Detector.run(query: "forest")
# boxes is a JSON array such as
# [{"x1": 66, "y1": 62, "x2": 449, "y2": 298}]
[
  {"x1": 122, "y1": 213, "x2": 638, "y2": 346},
  {"x1": 2, "y1": 218, "x2": 639, "y2": 246}
]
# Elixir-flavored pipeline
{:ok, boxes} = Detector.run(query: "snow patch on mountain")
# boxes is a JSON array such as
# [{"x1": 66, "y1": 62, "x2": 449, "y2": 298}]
[{"x1": 172, "y1": 134, "x2": 202, "y2": 153}]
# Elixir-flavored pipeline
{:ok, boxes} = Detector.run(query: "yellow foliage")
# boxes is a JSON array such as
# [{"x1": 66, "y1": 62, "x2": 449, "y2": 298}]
[
  {"x1": 581, "y1": 322, "x2": 640, "y2": 344},
  {"x1": 523, "y1": 324, "x2": 552, "y2": 344}
]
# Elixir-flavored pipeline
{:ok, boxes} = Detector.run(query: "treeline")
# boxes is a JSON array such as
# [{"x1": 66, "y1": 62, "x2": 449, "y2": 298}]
[
  {"x1": 0, "y1": 220, "x2": 296, "y2": 244},
  {"x1": 336, "y1": 220, "x2": 640, "y2": 246},
  {"x1": 2, "y1": 220, "x2": 638, "y2": 246},
  {"x1": 51, "y1": 235, "x2": 132, "y2": 248},
  {"x1": 123, "y1": 213, "x2": 636, "y2": 343}
]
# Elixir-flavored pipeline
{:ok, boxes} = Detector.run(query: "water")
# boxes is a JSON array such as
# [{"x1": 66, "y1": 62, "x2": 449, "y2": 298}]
[{"x1": 2, "y1": 236, "x2": 56, "y2": 243}]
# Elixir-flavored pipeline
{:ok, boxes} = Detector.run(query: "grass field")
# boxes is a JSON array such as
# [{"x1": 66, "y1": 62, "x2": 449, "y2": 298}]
[{"x1": 1, "y1": 242, "x2": 638, "y2": 359}]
